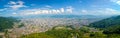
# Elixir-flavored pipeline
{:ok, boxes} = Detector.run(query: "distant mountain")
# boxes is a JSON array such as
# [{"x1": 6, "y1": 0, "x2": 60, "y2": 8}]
[
  {"x1": 18, "y1": 15, "x2": 112, "y2": 26},
  {"x1": 89, "y1": 15, "x2": 120, "y2": 28},
  {"x1": 19, "y1": 15, "x2": 110, "y2": 19}
]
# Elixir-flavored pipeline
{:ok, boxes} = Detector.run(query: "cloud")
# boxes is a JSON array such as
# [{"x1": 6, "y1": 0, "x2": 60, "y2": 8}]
[
  {"x1": 81, "y1": 10, "x2": 87, "y2": 13},
  {"x1": 66, "y1": 6, "x2": 74, "y2": 13},
  {"x1": 0, "y1": 8, "x2": 7, "y2": 11},
  {"x1": 5, "y1": 1, "x2": 27, "y2": 10},
  {"x1": 1, "y1": 4, "x2": 74, "y2": 16},
  {"x1": 39, "y1": 5, "x2": 52, "y2": 9},
  {"x1": 18, "y1": 8, "x2": 65, "y2": 15},
  {"x1": 116, "y1": 1, "x2": 120, "y2": 5},
  {"x1": 9, "y1": 5, "x2": 27, "y2": 9},
  {"x1": 15, "y1": 6, "x2": 73, "y2": 16},
  {"x1": 102, "y1": 8, "x2": 120, "y2": 15},
  {"x1": 110, "y1": 0, "x2": 120, "y2": 5},
  {"x1": 45, "y1": 5, "x2": 52, "y2": 8},
  {"x1": 17, "y1": 1, "x2": 24, "y2": 5},
  {"x1": 8, "y1": 1, "x2": 16, "y2": 5},
  {"x1": 12, "y1": 12, "x2": 17, "y2": 15},
  {"x1": 80, "y1": 8, "x2": 120, "y2": 15}
]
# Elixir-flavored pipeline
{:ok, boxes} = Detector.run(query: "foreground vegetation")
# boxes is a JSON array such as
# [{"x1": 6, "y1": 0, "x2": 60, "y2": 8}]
[
  {"x1": 21, "y1": 26, "x2": 120, "y2": 38},
  {"x1": 0, "y1": 25, "x2": 118, "y2": 38}
]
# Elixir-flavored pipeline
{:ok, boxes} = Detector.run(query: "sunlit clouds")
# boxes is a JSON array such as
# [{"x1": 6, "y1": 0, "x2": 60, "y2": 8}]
[
  {"x1": 17, "y1": 7, "x2": 73, "y2": 16},
  {"x1": 80, "y1": 8, "x2": 120, "y2": 15},
  {"x1": 110, "y1": 0, "x2": 120, "y2": 5},
  {"x1": 5, "y1": 1, "x2": 27, "y2": 10}
]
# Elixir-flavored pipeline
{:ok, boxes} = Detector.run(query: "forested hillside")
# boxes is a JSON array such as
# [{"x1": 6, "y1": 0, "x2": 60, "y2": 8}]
[
  {"x1": 89, "y1": 15, "x2": 120, "y2": 28},
  {"x1": 89, "y1": 15, "x2": 120, "y2": 34},
  {"x1": 0, "y1": 17, "x2": 18, "y2": 32}
]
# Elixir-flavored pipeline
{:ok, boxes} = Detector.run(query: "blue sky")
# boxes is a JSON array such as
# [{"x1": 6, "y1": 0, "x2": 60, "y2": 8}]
[{"x1": 0, "y1": 0, "x2": 120, "y2": 17}]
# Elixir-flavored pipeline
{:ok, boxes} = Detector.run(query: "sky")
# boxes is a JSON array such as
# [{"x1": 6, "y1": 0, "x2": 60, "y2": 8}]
[{"x1": 0, "y1": 0, "x2": 120, "y2": 17}]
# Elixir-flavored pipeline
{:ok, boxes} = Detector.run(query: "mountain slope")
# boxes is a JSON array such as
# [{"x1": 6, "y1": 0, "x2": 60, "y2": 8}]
[
  {"x1": 89, "y1": 15, "x2": 120, "y2": 28},
  {"x1": 0, "y1": 17, "x2": 18, "y2": 32},
  {"x1": 89, "y1": 15, "x2": 120, "y2": 34}
]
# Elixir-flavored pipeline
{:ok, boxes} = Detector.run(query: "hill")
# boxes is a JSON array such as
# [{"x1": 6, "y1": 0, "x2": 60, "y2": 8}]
[
  {"x1": 89, "y1": 15, "x2": 120, "y2": 28},
  {"x1": 89, "y1": 15, "x2": 120, "y2": 34},
  {"x1": 0, "y1": 17, "x2": 18, "y2": 32}
]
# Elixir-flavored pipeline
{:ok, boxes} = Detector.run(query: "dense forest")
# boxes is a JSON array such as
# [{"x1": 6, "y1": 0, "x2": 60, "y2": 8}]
[
  {"x1": 89, "y1": 15, "x2": 120, "y2": 28},
  {"x1": 0, "y1": 17, "x2": 18, "y2": 32},
  {"x1": 89, "y1": 15, "x2": 120, "y2": 38},
  {"x1": 89, "y1": 15, "x2": 120, "y2": 34}
]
